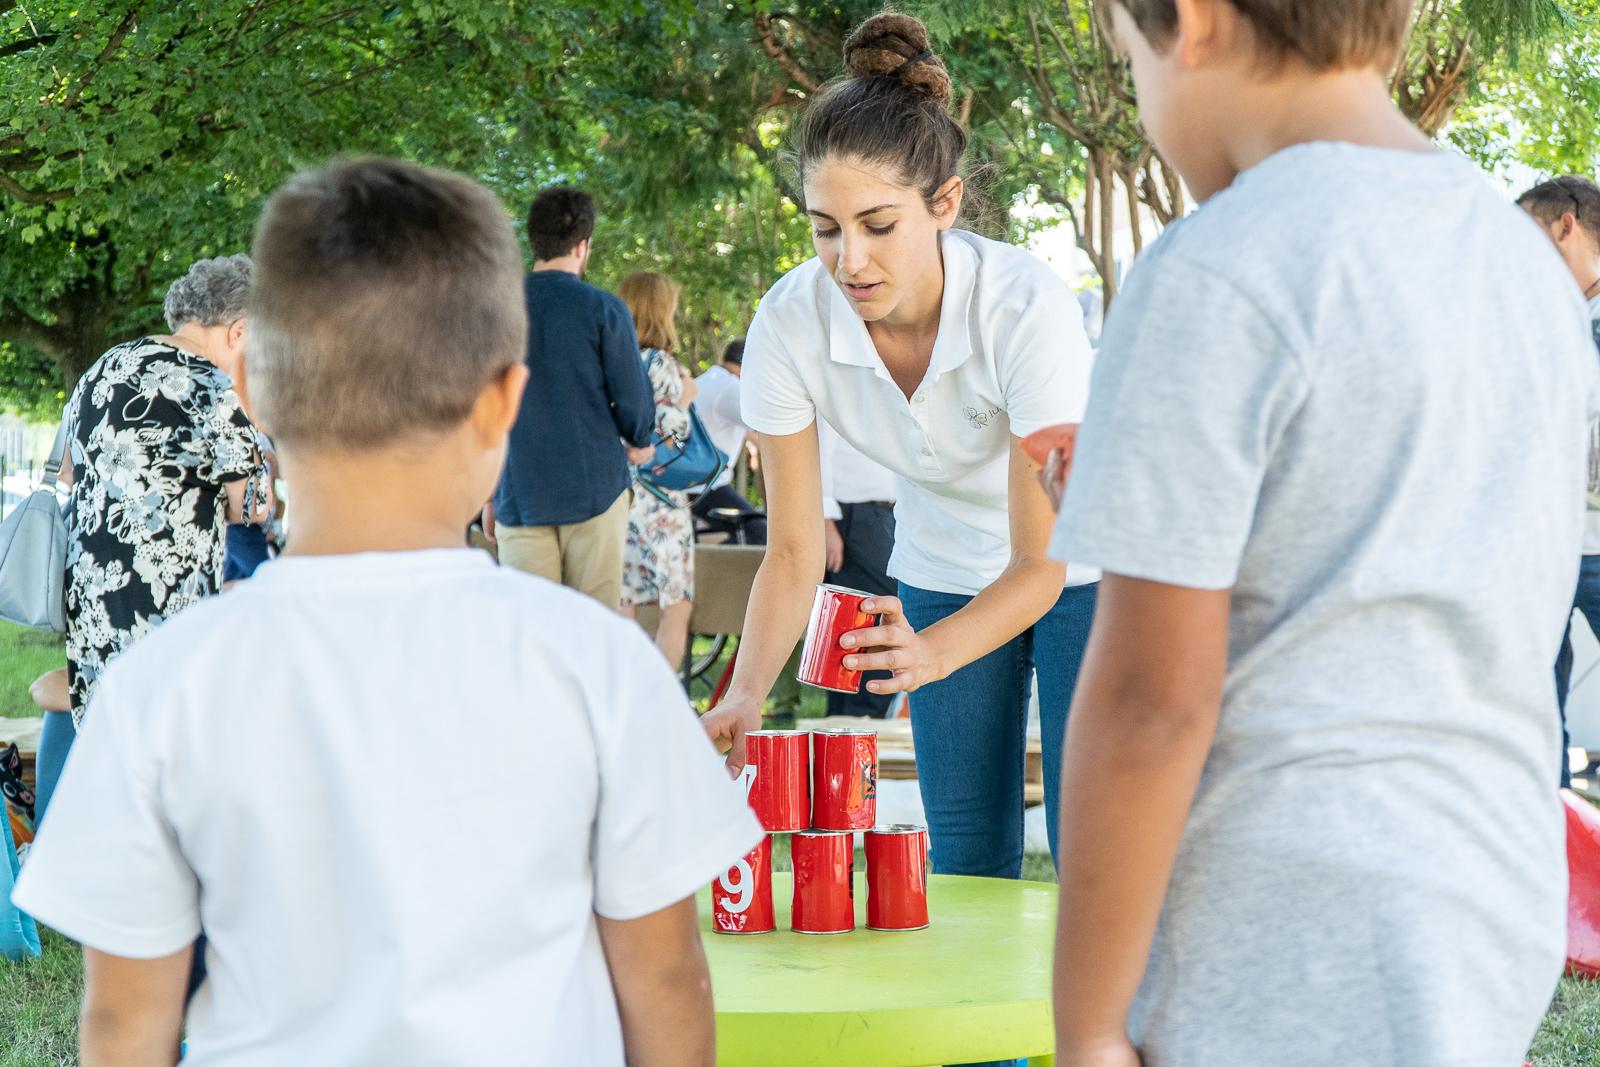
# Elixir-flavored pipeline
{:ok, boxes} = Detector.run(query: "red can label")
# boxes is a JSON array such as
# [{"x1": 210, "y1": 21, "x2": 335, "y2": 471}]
[
  {"x1": 866, "y1": 824, "x2": 930, "y2": 931},
  {"x1": 713, "y1": 835, "x2": 774, "y2": 934},
  {"x1": 797, "y1": 584, "x2": 880, "y2": 693},
  {"x1": 743, "y1": 730, "x2": 810, "y2": 832},
  {"x1": 812, "y1": 728, "x2": 877, "y2": 831},
  {"x1": 792, "y1": 830, "x2": 855, "y2": 934}
]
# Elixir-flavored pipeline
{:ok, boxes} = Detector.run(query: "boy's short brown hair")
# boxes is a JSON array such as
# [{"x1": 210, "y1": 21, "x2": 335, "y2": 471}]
[
  {"x1": 1113, "y1": 0, "x2": 1414, "y2": 69},
  {"x1": 248, "y1": 157, "x2": 527, "y2": 450}
]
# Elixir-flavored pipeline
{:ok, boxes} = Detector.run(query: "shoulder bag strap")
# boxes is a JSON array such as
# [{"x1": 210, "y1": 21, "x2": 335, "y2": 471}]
[{"x1": 39, "y1": 420, "x2": 67, "y2": 490}]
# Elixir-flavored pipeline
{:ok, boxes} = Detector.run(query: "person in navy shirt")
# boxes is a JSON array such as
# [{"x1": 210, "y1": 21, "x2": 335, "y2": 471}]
[{"x1": 484, "y1": 188, "x2": 655, "y2": 608}]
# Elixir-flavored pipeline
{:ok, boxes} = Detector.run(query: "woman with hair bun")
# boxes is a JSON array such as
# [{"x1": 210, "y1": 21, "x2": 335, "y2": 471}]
[{"x1": 702, "y1": 13, "x2": 1097, "y2": 889}]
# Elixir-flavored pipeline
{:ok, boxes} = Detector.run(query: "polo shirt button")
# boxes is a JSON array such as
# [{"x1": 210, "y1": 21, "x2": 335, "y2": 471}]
[
  {"x1": 918, "y1": 448, "x2": 931, "y2": 456},
  {"x1": 914, "y1": 394, "x2": 925, "y2": 403}
]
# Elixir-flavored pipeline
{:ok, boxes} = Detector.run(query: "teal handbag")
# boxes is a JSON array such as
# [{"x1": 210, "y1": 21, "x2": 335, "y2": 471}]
[
  {"x1": 0, "y1": 421, "x2": 68, "y2": 633},
  {"x1": 1, "y1": 800, "x2": 41, "y2": 961}
]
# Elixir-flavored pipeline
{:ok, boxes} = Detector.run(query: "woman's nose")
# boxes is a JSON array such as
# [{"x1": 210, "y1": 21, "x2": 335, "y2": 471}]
[{"x1": 838, "y1": 232, "x2": 870, "y2": 275}]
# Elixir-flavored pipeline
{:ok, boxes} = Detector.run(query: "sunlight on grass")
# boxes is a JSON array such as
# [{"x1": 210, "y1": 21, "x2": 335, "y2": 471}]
[{"x1": 0, "y1": 619, "x2": 65, "y2": 719}]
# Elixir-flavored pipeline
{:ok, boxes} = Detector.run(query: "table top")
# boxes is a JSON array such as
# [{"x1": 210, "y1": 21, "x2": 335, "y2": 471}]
[{"x1": 697, "y1": 872, "x2": 1057, "y2": 1067}]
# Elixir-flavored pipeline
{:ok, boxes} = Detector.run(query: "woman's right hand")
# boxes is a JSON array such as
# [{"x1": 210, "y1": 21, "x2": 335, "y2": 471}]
[{"x1": 700, "y1": 694, "x2": 765, "y2": 775}]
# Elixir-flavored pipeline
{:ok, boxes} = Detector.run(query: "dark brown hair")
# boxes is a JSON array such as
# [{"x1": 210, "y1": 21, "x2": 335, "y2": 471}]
[
  {"x1": 527, "y1": 187, "x2": 597, "y2": 261},
  {"x1": 1518, "y1": 176, "x2": 1600, "y2": 248},
  {"x1": 1112, "y1": 0, "x2": 1414, "y2": 69},
  {"x1": 248, "y1": 156, "x2": 526, "y2": 450},
  {"x1": 794, "y1": 13, "x2": 971, "y2": 221}
]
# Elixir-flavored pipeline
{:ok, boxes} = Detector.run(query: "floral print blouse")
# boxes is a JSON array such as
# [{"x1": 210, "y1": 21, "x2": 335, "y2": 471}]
[{"x1": 62, "y1": 338, "x2": 262, "y2": 721}]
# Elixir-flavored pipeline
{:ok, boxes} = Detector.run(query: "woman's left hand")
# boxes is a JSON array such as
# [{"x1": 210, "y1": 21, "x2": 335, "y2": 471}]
[{"x1": 837, "y1": 595, "x2": 944, "y2": 694}]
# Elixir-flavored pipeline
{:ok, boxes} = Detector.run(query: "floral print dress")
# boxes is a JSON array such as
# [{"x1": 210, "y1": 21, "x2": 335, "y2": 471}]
[
  {"x1": 621, "y1": 349, "x2": 695, "y2": 608},
  {"x1": 63, "y1": 338, "x2": 263, "y2": 723}
]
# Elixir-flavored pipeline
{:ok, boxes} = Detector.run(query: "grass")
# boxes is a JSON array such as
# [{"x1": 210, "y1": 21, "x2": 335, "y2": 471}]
[
  {"x1": 0, "y1": 928, "x2": 80, "y2": 1067},
  {"x1": 0, "y1": 619, "x2": 65, "y2": 719}
]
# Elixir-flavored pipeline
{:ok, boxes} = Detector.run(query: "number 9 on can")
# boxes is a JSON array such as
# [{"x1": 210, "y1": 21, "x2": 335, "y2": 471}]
[{"x1": 713, "y1": 835, "x2": 775, "y2": 934}]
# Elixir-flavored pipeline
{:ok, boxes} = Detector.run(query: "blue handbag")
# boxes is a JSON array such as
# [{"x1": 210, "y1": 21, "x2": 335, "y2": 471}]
[{"x1": 635, "y1": 351, "x2": 728, "y2": 507}]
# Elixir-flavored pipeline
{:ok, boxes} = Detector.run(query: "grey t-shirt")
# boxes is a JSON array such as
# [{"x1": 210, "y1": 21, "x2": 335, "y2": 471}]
[{"x1": 1051, "y1": 143, "x2": 1600, "y2": 1066}]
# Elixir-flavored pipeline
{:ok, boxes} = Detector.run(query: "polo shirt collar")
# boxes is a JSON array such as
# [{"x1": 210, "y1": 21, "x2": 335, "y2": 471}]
[{"x1": 827, "y1": 231, "x2": 975, "y2": 385}]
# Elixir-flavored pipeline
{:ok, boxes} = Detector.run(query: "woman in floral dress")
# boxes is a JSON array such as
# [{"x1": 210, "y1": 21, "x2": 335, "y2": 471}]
[
  {"x1": 61, "y1": 255, "x2": 267, "y2": 724},
  {"x1": 617, "y1": 272, "x2": 698, "y2": 670}
]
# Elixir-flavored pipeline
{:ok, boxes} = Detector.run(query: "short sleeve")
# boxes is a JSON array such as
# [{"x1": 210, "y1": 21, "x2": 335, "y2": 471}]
[
  {"x1": 12, "y1": 676, "x2": 201, "y2": 958},
  {"x1": 1049, "y1": 255, "x2": 1309, "y2": 590},
  {"x1": 202, "y1": 383, "x2": 258, "y2": 484},
  {"x1": 739, "y1": 297, "x2": 816, "y2": 437},
  {"x1": 992, "y1": 279, "x2": 1095, "y2": 439},
  {"x1": 589, "y1": 625, "x2": 763, "y2": 920}
]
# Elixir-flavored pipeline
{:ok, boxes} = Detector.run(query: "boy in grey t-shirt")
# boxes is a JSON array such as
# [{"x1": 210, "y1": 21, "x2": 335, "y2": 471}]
[{"x1": 1040, "y1": 3, "x2": 1600, "y2": 1066}]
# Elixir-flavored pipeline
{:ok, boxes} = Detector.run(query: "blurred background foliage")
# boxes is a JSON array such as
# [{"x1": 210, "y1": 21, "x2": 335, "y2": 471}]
[{"x1": 0, "y1": 0, "x2": 1597, "y2": 405}]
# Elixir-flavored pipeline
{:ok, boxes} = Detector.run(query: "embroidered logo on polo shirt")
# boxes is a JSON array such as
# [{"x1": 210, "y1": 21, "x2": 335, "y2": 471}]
[{"x1": 963, "y1": 405, "x2": 1001, "y2": 429}]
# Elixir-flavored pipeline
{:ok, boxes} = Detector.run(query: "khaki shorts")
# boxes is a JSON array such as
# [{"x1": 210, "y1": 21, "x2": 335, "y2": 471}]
[{"x1": 496, "y1": 489, "x2": 630, "y2": 609}]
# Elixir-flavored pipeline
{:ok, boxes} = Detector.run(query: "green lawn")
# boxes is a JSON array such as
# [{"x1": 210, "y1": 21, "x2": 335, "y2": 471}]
[{"x1": 0, "y1": 619, "x2": 65, "y2": 718}]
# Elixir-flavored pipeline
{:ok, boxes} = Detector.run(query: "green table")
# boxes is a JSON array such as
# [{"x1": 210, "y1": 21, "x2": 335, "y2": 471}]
[{"x1": 697, "y1": 872, "x2": 1057, "y2": 1067}]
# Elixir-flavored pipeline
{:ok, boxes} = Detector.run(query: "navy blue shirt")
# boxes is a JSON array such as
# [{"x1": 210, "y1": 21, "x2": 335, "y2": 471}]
[{"x1": 494, "y1": 271, "x2": 654, "y2": 527}]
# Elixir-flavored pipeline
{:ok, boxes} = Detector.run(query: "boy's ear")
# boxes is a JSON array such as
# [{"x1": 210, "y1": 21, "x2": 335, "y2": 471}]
[
  {"x1": 472, "y1": 363, "x2": 529, "y2": 443},
  {"x1": 1171, "y1": 0, "x2": 1230, "y2": 67}
]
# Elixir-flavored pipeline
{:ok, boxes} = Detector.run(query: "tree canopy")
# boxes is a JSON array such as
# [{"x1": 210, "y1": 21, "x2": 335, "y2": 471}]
[{"x1": 2, "y1": 0, "x2": 1599, "y2": 413}]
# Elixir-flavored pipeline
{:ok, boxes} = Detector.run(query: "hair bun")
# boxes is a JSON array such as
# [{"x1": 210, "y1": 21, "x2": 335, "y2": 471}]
[{"x1": 842, "y1": 13, "x2": 952, "y2": 110}]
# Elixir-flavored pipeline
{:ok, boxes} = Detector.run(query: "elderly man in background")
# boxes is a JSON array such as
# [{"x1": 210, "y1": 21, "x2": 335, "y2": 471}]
[
  {"x1": 1520, "y1": 174, "x2": 1600, "y2": 787},
  {"x1": 59, "y1": 254, "x2": 269, "y2": 729},
  {"x1": 692, "y1": 338, "x2": 765, "y2": 544}
]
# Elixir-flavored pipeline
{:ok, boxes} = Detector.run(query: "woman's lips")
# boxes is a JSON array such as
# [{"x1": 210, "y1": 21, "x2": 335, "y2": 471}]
[{"x1": 843, "y1": 281, "x2": 883, "y2": 300}]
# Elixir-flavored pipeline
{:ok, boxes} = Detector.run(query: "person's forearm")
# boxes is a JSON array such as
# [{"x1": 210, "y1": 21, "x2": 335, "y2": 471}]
[
  {"x1": 599, "y1": 900, "x2": 716, "y2": 1067},
  {"x1": 80, "y1": 1009, "x2": 183, "y2": 1067},
  {"x1": 916, "y1": 555, "x2": 1066, "y2": 682},
  {"x1": 1053, "y1": 578, "x2": 1228, "y2": 1056},
  {"x1": 725, "y1": 541, "x2": 824, "y2": 706}
]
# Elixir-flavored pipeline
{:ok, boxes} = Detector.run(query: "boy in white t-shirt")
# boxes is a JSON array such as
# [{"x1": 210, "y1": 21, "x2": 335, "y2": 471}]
[
  {"x1": 13, "y1": 157, "x2": 761, "y2": 1067},
  {"x1": 1041, "y1": 2, "x2": 1600, "y2": 1066}
]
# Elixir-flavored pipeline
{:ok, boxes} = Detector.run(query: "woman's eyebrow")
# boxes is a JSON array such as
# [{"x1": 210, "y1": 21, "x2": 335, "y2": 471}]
[{"x1": 855, "y1": 204, "x2": 898, "y2": 218}]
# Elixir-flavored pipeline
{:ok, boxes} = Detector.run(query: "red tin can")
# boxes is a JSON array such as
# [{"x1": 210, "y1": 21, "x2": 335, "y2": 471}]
[
  {"x1": 744, "y1": 730, "x2": 810, "y2": 832},
  {"x1": 811, "y1": 728, "x2": 877, "y2": 831},
  {"x1": 797, "y1": 584, "x2": 881, "y2": 693},
  {"x1": 713, "y1": 835, "x2": 774, "y2": 934},
  {"x1": 791, "y1": 830, "x2": 855, "y2": 934},
  {"x1": 866, "y1": 824, "x2": 930, "y2": 931}
]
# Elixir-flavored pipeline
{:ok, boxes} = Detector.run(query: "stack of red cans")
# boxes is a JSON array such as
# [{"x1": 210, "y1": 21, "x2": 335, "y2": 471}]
[{"x1": 711, "y1": 715, "x2": 933, "y2": 936}]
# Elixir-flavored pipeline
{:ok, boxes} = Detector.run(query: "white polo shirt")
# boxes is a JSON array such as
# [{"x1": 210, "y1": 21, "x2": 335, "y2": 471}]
[
  {"x1": 741, "y1": 229, "x2": 1098, "y2": 596},
  {"x1": 694, "y1": 364, "x2": 746, "y2": 489}
]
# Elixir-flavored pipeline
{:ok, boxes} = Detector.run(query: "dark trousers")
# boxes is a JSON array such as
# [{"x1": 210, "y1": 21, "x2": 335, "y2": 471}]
[
  {"x1": 223, "y1": 523, "x2": 272, "y2": 582},
  {"x1": 692, "y1": 484, "x2": 766, "y2": 544},
  {"x1": 825, "y1": 501, "x2": 897, "y2": 719},
  {"x1": 1555, "y1": 554, "x2": 1600, "y2": 787}
]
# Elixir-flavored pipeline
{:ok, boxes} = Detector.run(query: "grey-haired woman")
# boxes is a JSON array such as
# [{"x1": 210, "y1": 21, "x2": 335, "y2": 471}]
[{"x1": 60, "y1": 255, "x2": 268, "y2": 724}]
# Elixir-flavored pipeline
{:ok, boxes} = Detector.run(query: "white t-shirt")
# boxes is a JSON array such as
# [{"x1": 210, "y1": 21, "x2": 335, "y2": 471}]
[
  {"x1": 695, "y1": 364, "x2": 746, "y2": 489},
  {"x1": 1051, "y1": 143, "x2": 1599, "y2": 1064},
  {"x1": 819, "y1": 419, "x2": 896, "y2": 519},
  {"x1": 741, "y1": 229, "x2": 1098, "y2": 595},
  {"x1": 14, "y1": 549, "x2": 762, "y2": 1067}
]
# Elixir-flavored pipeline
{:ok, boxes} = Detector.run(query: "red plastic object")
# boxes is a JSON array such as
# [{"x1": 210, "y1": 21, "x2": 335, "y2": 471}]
[
  {"x1": 1020, "y1": 422, "x2": 1079, "y2": 468},
  {"x1": 797, "y1": 584, "x2": 880, "y2": 694},
  {"x1": 866, "y1": 824, "x2": 930, "y2": 931},
  {"x1": 713, "y1": 835, "x2": 774, "y2": 934},
  {"x1": 1563, "y1": 788, "x2": 1600, "y2": 979},
  {"x1": 812, "y1": 728, "x2": 878, "y2": 831},
  {"x1": 745, "y1": 730, "x2": 810, "y2": 832},
  {"x1": 792, "y1": 830, "x2": 855, "y2": 934}
]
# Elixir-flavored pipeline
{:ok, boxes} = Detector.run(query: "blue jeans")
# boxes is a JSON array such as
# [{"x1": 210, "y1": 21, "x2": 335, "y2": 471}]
[
  {"x1": 33, "y1": 711, "x2": 75, "y2": 826},
  {"x1": 1555, "y1": 554, "x2": 1600, "y2": 788},
  {"x1": 901, "y1": 581, "x2": 1098, "y2": 877}
]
